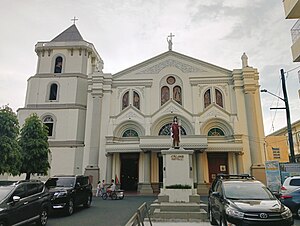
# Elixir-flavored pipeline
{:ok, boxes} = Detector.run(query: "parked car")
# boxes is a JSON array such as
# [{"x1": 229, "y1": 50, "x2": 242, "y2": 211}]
[
  {"x1": 0, "y1": 180, "x2": 50, "y2": 226},
  {"x1": 281, "y1": 176, "x2": 300, "y2": 195},
  {"x1": 280, "y1": 187, "x2": 300, "y2": 218},
  {"x1": 208, "y1": 174, "x2": 294, "y2": 226},
  {"x1": 45, "y1": 175, "x2": 93, "y2": 215}
]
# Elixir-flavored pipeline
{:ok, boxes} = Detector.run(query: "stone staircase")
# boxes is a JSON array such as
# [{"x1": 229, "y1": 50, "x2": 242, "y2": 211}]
[{"x1": 150, "y1": 200, "x2": 208, "y2": 221}]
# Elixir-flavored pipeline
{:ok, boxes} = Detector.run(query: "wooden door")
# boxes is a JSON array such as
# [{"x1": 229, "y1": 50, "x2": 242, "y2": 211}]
[{"x1": 207, "y1": 153, "x2": 228, "y2": 183}]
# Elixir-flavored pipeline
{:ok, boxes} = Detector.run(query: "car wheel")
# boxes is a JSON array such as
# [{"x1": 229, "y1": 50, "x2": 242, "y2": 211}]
[
  {"x1": 296, "y1": 207, "x2": 300, "y2": 219},
  {"x1": 208, "y1": 207, "x2": 217, "y2": 225},
  {"x1": 65, "y1": 199, "x2": 74, "y2": 216},
  {"x1": 83, "y1": 194, "x2": 92, "y2": 208},
  {"x1": 36, "y1": 208, "x2": 48, "y2": 226},
  {"x1": 111, "y1": 192, "x2": 117, "y2": 200}
]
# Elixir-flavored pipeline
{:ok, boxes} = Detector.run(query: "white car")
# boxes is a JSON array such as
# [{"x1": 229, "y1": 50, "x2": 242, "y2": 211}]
[{"x1": 281, "y1": 176, "x2": 300, "y2": 194}]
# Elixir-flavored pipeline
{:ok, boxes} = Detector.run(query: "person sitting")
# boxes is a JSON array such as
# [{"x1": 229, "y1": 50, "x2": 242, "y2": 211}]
[{"x1": 107, "y1": 179, "x2": 116, "y2": 195}]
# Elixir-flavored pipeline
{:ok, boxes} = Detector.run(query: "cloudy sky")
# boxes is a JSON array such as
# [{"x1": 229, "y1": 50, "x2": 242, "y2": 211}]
[{"x1": 1, "y1": 0, "x2": 299, "y2": 135}]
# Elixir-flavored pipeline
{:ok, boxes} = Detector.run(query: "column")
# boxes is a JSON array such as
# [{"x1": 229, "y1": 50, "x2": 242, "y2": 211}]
[
  {"x1": 106, "y1": 153, "x2": 113, "y2": 182},
  {"x1": 83, "y1": 94, "x2": 102, "y2": 191},
  {"x1": 139, "y1": 151, "x2": 153, "y2": 194}
]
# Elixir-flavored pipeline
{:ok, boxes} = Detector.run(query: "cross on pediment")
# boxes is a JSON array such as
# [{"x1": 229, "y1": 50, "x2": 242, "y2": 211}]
[
  {"x1": 167, "y1": 33, "x2": 175, "y2": 51},
  {"x1": 71, "y1": 16, "x2": 78, "y2": 25}
]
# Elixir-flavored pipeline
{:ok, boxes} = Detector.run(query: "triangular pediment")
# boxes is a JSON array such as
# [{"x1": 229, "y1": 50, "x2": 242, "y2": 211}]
[
  {"x1": 152, "y1": 99, "x2": 193, "y2": 119},
  {"x1": 113, "y1": 51, "x2": 232, "y2": 79},
  {"x1": 199, "y1": 103, "x2": 231, "y2": 120},
  {"x1": 114, "y1": 105, "x2": 145, "y2": 121}
]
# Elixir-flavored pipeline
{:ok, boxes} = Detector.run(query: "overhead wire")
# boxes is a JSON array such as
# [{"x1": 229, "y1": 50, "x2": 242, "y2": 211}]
[{"x1": 268, "y1": 75, "x2": 282, "y2": 134}]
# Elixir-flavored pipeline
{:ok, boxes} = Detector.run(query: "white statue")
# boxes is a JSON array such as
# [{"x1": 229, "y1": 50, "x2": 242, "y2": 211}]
[
  {"x1": 95, "y1": 60, "x2": 103, "y2": 72},
  {"x1": 241, "y1": 52, "x2": 248, "y2": 68}
]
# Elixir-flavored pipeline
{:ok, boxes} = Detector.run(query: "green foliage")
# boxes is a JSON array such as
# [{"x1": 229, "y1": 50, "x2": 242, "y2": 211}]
[
  {"x1": 0, "y1": 106, "x2": 22, "y2": 175},
  {"x1": 19, "y1": 113, "x2": 50, "y2": 179},
  {"x1": 165, "y1": 184, "x2": 192, "y2": 189}
]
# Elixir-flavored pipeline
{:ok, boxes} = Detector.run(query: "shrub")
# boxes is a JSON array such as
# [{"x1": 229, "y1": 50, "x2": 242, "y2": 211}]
[{"x1": 165, "y1": 184, "x2": 191, "y2": 189}]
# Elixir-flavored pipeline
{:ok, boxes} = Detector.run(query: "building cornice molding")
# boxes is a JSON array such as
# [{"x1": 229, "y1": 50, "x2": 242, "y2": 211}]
[
  {"x1": 20, "y1": 103, "x2": 87, "y2": 110},
  {"x1": 48, "y1": 140, "x2": 84, "y2": 148}
]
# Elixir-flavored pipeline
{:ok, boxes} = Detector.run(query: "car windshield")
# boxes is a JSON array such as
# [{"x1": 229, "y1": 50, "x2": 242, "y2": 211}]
[
  {"x1": 46, "y1": 177, "x2": 75, "y2": 187},
  {"x1": 224, "y1": 182, "x2": 275, "y2": 200},
  {"x1": 0, "y1": 186, "x2": 14, "y2": 200}
]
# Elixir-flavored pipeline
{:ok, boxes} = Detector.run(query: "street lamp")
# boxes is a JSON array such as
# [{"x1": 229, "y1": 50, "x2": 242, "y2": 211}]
[{"x1": 261, "y1": 69, "x2": 296, "y2": 163}]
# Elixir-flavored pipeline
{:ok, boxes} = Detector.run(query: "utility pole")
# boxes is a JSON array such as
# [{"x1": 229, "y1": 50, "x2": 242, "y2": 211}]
[
  {"x1": 281, "y1": 69, "x2": 296, "y2": 163},
  {"x1": 261, "y1": 69, "x2": 296, "y2": 163}
]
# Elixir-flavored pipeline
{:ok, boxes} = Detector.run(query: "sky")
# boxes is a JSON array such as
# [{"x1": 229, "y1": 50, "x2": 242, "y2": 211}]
[{"x1": 1, "y1": 0, "x2": 300, "y2": 135}]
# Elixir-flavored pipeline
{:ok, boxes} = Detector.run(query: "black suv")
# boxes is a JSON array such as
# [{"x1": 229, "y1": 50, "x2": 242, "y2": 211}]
[
  {"x1": 0, "y1": 180, "x2": 50, "y2": 226},
  {"x1": 208, "y1": 174, "x2": 294, "y2": 226},
  {"x1": 45, "y1": 175, "x2": 93, "y2": 215}
]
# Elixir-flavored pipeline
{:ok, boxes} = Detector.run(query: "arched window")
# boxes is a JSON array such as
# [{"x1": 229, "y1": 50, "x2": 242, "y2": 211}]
[
  {"x1": 49, "y1": 83, "x2": 58, "y2": 100},
  {"x1": 133, "y1": 91, "x2": 140, "y2": 110},
  {"x1": 173, "y1": 86, "x2": 182, "y2": 104},
  {"x1": 43, "y1": 116, "x2": 54, "y2": 136},
  {"x1": 215, "y1": 89, "x2": 223, "y2": 108},
  {"x1": 54, "y1": 56, "x2": 63, "y2": 73},
  {"x1": 208, "y1": 128, "x2": 225, "y2": 136},
  {"x1": 204, "y1": 89, "x2": 211, "y2": 108},
  {"x1": 161, "y1": 86, "x2": 170, "y2": 106},
  {"x1": 122, "y1": 129, "x2": 139, "y2": 137},
  {"x1": 122, "y1": 91, "x2": 129, "y2": 110},
  {"x1": 158, "y1": 123, "x2": 187, "y2": 136}
]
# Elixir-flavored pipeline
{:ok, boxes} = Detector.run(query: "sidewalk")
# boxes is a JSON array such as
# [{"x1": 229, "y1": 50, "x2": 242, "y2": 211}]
[{"x1": 144, "y1": 221, "x2": 211, "y2": 226}]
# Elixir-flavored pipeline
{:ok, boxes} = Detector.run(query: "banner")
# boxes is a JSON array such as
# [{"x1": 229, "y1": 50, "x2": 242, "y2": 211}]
[{"x1": 265, "y1": 160, "x2": 281, "y2": 192}]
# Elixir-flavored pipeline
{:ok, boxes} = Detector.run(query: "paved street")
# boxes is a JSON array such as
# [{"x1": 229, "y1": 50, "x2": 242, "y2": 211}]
[
  {"x1": 46, "y1": 195, "x2": 300, "y2": 226},
  {"x1": 47, "y1": 195, "x2": 156, "y2": 226}
]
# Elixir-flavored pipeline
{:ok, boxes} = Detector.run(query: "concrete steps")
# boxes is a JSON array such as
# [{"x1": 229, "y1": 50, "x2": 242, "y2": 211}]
[{"x1": 150, "y1": 201, "x2": 208, "y2": 221}]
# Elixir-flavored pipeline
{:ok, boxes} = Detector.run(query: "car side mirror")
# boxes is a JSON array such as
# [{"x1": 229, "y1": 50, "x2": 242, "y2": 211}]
[
  {"x1": 75, "y1": 182, "x2": 81, "y2": 188},
  {"x1": 13, "y1": 196, "x2": 20, "y2": 203}
]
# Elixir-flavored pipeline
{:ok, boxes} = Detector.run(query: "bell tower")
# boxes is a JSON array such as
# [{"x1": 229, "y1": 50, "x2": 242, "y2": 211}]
[{"x1": 18, "y1": 24, "x2": 103, "y2": 178}]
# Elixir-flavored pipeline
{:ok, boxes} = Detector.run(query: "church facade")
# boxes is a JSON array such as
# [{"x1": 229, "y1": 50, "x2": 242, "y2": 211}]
[{"x1": 17, "y1": 24, "x2": 266, "y2": 193}]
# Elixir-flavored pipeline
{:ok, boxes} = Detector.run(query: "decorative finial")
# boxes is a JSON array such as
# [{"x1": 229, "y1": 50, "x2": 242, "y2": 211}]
[
  {"x1": 167, "y1": 33, "x2": 175, "y2": 51},
  {"x1": 71, "y1": 16, "x2": 78, "y2": 25},
  {"x1": 241, "y1": 52, "x2": 248, "y2": 68}
]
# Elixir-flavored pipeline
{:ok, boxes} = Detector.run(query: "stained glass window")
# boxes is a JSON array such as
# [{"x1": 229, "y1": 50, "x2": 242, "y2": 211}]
[{"x1": 208, "y1": 128, "x2": 224, "y2": 136}]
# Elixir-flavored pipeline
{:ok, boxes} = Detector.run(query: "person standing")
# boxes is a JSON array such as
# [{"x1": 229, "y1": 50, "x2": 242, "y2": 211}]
[
  {"x1": 99, "y1": 180, "x2": 105, "y2": 197},
  {"x1": 96, "y1": 181, "x2": 101, "y2": 197}
]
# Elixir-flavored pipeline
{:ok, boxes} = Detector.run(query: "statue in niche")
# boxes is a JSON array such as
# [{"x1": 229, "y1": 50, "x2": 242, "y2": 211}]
[
  {"x1": 204, "y1": 90, "x2": 211, "y2": 108},
  {"x1": 173, "y1": 86, "x2": 182, "y2": 104},
  {"x1": 161, "y1": 86, "x2": 170, "y2": 105},
  {"x1": 133, "y1": 92, "x2": 140, "y2": 109}
]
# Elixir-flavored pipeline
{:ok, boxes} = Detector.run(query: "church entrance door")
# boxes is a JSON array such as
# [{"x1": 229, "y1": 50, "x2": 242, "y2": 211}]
[
  {"x1": 120, "y1": 153, "x2": 139, "y2": 191},
  {"x1": 207, "y1": 152, "x2": 228, "y2": 183}
]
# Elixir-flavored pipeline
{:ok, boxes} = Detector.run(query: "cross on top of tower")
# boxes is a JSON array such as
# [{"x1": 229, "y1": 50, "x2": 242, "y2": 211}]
[
  {"x1": 71, "y1": 16, "x2": 78, "y2": 25},
  {"x1": 167, "y1": 33, "x2": 175, "y2": 51}
]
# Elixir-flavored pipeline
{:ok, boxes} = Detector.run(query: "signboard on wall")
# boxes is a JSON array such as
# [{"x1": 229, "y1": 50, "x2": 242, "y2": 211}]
[{"x1": 280, "y1": 163, "x2": 300, "y2": 182}]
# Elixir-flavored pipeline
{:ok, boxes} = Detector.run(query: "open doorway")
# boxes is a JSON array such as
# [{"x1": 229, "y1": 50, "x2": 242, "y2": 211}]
[{"x1": 120, "y1": 153, "x2": 139, "y2": 191}]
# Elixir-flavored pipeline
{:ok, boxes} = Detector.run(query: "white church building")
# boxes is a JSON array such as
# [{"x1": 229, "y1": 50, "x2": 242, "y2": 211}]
[{"x1": 17, "y1": 24, "x2": 266, "y2": 194}]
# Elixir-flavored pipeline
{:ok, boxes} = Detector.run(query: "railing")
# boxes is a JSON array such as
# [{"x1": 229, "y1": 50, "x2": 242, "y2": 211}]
[
  {"x1": 125, "y1": 202, "x2": 152, "y2": 226},
  {"x1": 291, "y1": 19, "x2": 300, "y2": 43}
]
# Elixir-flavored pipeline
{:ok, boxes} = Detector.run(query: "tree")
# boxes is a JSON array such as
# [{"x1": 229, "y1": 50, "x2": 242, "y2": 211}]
[
  {"x1": 19, "y1": 113, "x2": 50, "y2": 180},
  {"x1": 0, "y1": 106, "x2": 22, "y2": 175}
]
